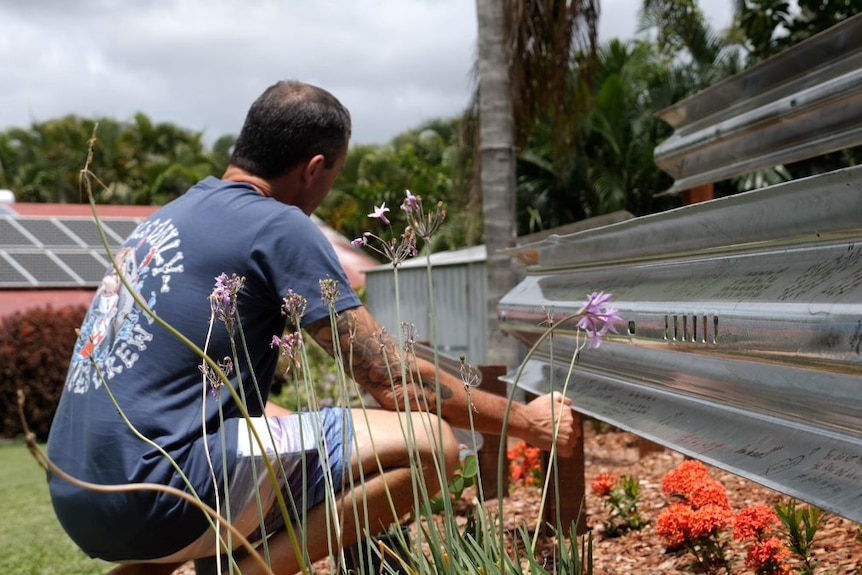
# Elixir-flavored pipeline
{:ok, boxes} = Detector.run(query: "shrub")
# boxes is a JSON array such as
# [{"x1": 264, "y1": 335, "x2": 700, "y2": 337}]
[
  {"x1": 0, "y1": 304, "x2": 88, "y2": 440},
  {"x1": 591, "y1": 472, "x2": 646, "y2": 536},
  {"x1": 656, "y1": 460, "x2": 735, "y2": 574}
]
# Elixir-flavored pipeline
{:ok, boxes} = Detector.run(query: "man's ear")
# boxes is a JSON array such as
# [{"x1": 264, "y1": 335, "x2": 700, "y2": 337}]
[{"x1": 302, "y1": 154, "x2": 327, "y2": 188}]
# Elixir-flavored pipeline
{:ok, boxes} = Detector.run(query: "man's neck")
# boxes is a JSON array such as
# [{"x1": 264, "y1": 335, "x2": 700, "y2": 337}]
[{"x1": 222, "y1": 166, "x2": 273, "y2": 197}]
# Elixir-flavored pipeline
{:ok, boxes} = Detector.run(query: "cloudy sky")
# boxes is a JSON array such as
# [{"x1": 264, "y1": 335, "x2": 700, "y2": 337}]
[{"x1": 0, "y1": 0, "x2": 733, "y2": 146}]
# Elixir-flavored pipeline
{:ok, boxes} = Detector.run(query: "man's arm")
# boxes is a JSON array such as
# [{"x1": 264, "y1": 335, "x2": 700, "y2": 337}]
[{"x1": 306, "y1": 305, "x2": 578, "y2": 456}]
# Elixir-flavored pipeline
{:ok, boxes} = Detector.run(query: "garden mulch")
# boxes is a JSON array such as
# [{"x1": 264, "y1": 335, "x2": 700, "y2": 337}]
[{"x1": 171, "y1": 425, "x2": 862, "y2": 574}]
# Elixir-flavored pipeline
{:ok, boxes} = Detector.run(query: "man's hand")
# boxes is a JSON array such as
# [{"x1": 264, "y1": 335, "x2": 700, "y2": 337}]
[{"x1": 519, "y1": 392, "x2": 578, "y2": 457}]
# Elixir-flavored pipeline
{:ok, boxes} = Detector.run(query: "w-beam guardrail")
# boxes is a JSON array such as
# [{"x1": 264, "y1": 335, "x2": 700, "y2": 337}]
[
  {"x1": 499, "y1": 172, "x2": 862, "y2": 522},
  {"x1": 498, "y1": 14, "x2": 862, "y2": 523}
]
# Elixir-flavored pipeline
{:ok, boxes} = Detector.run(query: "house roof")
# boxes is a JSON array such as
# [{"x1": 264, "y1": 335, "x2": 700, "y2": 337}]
[{"x1": 0, "y1": 201, "x2": 378, "y2": 318}]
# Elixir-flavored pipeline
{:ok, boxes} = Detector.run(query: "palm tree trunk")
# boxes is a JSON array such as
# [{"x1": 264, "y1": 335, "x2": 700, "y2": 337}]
[{"x1": 476, "y1": 0, "x2": 520, "y2": 367}]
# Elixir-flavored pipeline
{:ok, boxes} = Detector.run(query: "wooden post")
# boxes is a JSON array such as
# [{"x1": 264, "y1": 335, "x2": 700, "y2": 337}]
[
  {"x1": 638, "y1": 438, "x2": 664, "y2": 457},
  {"x1": 477, "y1": 368, "x2": 587, "y2": 534},
  {"x1": 541, "y1": 412, "x2": 587, "y2": 536},
  {"x1": 682, "y1": 182, "x2": 714, "y2": 205},
  {"x1": 522, "y1": 391, "x2": 587, "y2": 536},
  {"x1": 476, "y1": 365, "x2": 509, "y2": 501}
]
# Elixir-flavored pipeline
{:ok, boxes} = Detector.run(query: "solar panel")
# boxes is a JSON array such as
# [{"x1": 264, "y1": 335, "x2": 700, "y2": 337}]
[
  {"x1": 0, "y1": 252, "x2": 31, "y2": 285},
  {"x1": 54, "y1": 251, "x2": 109, "y2": 283},
  {"x1": 0, "y1": 212, "x2": 153, "y2": 292},
  {"x1": 16, "y1": 219, "x2": 80, "y2": 247},
  {"x1": 59, "y1": 218, "x2": 124, "y2": 247},
  {"x1": 5, "y1": 251, "x2": 77, "y2": 284},
  {"x1": 104, "y1": 219, "x2": 140, "y2": 242},
  {"x1": 0, "y1": 218, "x2": 37, "y2": 247},
  {"x1": 0, "y1": 215, "x2": 150, "y2": 289}
]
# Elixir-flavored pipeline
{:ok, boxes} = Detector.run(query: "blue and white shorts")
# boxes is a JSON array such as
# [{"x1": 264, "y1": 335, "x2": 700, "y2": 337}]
[
  {"x1": 165, "y1": 407, "x2": 353, "y2": 565},
  {"x1": 229, "y1": 407, "x2": 354, "y2": 541}
]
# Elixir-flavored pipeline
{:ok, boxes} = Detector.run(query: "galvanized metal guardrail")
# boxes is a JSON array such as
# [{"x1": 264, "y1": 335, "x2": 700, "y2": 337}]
[
  {"x1": 499, "y1": 171, "x2": 862, "y2": 522},
  {"x1": 654, "y1": 13, "x2": 862, "y2": 195},
  {"x1": 498, "y1": 15, "x2": 862, "y2": 523}
]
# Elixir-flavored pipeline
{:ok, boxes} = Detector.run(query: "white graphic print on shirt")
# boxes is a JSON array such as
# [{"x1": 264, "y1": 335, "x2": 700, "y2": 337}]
[{"x1": 67, "y1": 218, "x2": 183, "y2": 394}]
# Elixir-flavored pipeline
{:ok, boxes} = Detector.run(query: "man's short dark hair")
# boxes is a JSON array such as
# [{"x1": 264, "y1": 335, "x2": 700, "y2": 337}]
[{"x1": 230, "y1": 81, "x2": 352, "y2": 179}]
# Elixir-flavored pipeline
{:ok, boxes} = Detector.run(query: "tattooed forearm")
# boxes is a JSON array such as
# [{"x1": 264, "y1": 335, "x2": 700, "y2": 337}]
[
  {"x1": 418, "y1": 372, "x2": 453, "y2": 400},
  {"x1": 306, "y1": 307, "x2": 453, "y2": 409}
]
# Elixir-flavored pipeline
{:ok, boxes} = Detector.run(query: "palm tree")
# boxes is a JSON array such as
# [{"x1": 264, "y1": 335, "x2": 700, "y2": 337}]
[
  {"x1": 474, "y1": 0, "x2": 598, "y2": 366},
  {"x1": 476, "y1": 0, "x2": 517, "y2": 366}
]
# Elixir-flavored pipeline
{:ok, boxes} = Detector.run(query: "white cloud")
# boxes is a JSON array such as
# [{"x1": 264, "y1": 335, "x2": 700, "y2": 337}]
[{"x1": 0, "y1": 0, "x2": 732, "y2": 145}]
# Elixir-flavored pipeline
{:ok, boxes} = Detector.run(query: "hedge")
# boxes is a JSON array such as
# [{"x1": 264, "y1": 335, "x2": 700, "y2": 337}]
[{"x1": 0, "y1": 304, "x2": 88, "y2": 441}]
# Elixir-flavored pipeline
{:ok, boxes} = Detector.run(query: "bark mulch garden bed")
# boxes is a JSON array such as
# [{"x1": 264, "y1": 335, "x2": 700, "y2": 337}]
[{"x1": 172, "y1": 424, "x2": 862, "y2": 574}]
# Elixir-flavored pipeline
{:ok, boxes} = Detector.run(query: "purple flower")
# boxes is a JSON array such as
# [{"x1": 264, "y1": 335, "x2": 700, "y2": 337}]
[
  {"x1": 401, "y1": 191, "x2": 445, "y2": 243},
  {"x1": 352, "y1": 231, "x2": 372, "y2": 248},
  {"x1": 577, "y1": 291, "x2": 621, "y2": 348},
  {"x1": 319, "y1": 278, "x2": 340, "y2": 306},
  {"x1": 209, "y1": 273, "x2": 245, "y2": 331},
  {"x1": 401, "y1": 226, "x2": 418, "y2": 260},
  {"x1": 583, "y1": 291, "x2": 614, "y2": 311},
  {"x1": 274, "y1": 332, "x2": 304, "y2": 376},
  {"x1": 401, "y1": 190, "x2": 420, "y2": 214},
  {"x1": 281, "y1": 289, "x2": 307, "y2": 325},
  {"x1": 368, "y1": 203, "x2": 390, "y2": 225},
  {"x1": 199, "y1": 356, "x2": 233, "y2": 396}
]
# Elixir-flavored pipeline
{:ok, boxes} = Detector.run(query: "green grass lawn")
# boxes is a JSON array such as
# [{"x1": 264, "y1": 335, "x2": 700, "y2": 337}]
[{"x1": 0, "y1": 442, "x2": 112, "y2": 575}]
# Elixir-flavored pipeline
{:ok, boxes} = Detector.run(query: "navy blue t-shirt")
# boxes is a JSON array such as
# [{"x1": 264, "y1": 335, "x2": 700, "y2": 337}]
[{"x1": 46, "y1": 177, "x2": 362, "y2": 561}]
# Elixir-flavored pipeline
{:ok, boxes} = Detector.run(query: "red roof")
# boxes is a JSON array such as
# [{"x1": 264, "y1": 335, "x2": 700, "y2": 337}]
[
  {"x1": 1, "y1": 201, "x2": 378, "y2": 319},
  {"x1": 9, "y1": 203, "x2": 161, "y2": 219}
]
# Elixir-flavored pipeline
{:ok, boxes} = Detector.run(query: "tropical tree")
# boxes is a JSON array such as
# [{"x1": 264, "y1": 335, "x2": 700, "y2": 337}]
[
  {"x1": 579, "y1": 0, "x2": 747, "y2": 212},
  {"x1": 0, "y1": 114, "x2": 231, "y2": 205},
  {"x1": 734, "y1": 0, "x2": 862, "y2": 64},
  {"x1": 515, "y1": 37, "x2": 681, "y2": 229},
  {"x1": 474, "y1": 0, "x2": 598, "y2": 366},
  {"x1": 0, "y1": 117, "x2": 93, "y2": 203},
  {"x1": 641, "y1": 0, "x2": 742, "y2": 90},
  {"x1": 576, "y1": 0, "x2": 743, "y2": 204},
  {"x1": 475, "y1": 0, "x2": 518, "y2": 368},
  {"x1": 320, "y1": 118, "x2": 474, "y2": 252}
]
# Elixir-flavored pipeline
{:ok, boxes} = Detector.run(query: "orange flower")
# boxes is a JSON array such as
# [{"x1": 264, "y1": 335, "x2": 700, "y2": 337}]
[
  {"x1": 688, "y1": 503, "x2": 733, "y2": 540},
  {"x1": 507, "y1": 441, "x2": 542, "y2": 487},
  {"x1": 656, "y1": 502, "x2": 695, "y2": 546},
  {"x1": 745, "y1": 537, "x2": 792, "y2": 573},
  {"x1": 735, "y1": 506, "x2": 780, "y2": 542},
  {"x1": 689, "y1": 478, "x2": 731, "y2": 510},
  {"x1": 591, "y1": 472, "x2": 618, "y2": 497},
  {"x1": 661, "y1": 459, "x2": 710, "y2": 499}
]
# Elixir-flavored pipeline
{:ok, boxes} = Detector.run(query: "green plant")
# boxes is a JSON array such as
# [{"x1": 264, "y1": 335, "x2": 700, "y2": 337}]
[
  {"x1": 269, "y1": 334, "x2": 361, "y2": 411},
  {"x1": 0, "y1": 304, "x2": 88, "y2": 440},
  {"x1": 557, "y1": 522, "x2": 594, "y2": 575},
  {"x1": 774, "y1": 499, "x2": 823, "y2": 574},
  {"x1": 590, "y1": 472, "x2": 645, "y2": 537},
  {"x1": 429, "y1": 454, "x2": 479, "y2": 514}
]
